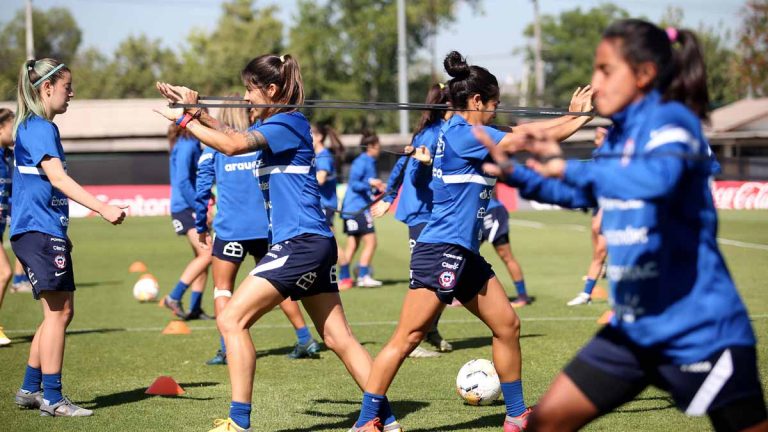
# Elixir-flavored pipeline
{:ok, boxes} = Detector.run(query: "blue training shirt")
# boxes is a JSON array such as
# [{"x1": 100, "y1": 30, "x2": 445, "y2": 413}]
[
  {"x1": 418, "y1": 114, "x2": 506, "y2": 252},
  {"x1": 252, "y1": 111, "x2": 331, "y2": 244},
  {"x1": 315, "y1": 148, "x2": 338, "y2": 211},
  {"x1": 11, "y1": 115, "x2": 69, "y2": 238},
  {"x1": 169, "y1": 135, "x2": 202, "y2": 213},
  {"x1": 0, "y1": 149, "x2": 12, "y2": 229},
  {"x1": 504, "y1": 90, "x2": 755, "y2": 363},
  {"x1": 194, "y1": 147, "x2": 269, "y2": 241},
  {"x1": 342, "y1": 152, "x2": 378, "y2": 214},
  {"x1": 382, "y1": 122, "x2": 442, "y2": 226}
]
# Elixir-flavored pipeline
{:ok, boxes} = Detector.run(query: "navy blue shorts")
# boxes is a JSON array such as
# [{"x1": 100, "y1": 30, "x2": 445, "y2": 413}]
[
  {"x1": 212, "y1": 237, "x2": 268, "y2": 263},
  {"x1": 249, "y1": 234, "x2": 339, "y2": 301},
  {"x1": 481, "y1": 206, "x2": 510, "y2": 247},
  {"x1": 171, "y1": 210, "x2": 196, "y2": 235},
  {"x1": 408, "y1": 223, "x2": 427, "y2": 253},
  {"x1": 323, "y1": 207, "x2": 336, "y2": 228},
  {"x1": 343, "y1": 210, "x2": 374, "y2": 236},
  {"x1": 11, "y1": 231, "x2": 75, "y2": 300},
  {"x1": 409, "y1": 242, "x2": 494, "y2": 305},
  {"x1": 564, "y1": 326, "x2": 766, "y2": 420}
]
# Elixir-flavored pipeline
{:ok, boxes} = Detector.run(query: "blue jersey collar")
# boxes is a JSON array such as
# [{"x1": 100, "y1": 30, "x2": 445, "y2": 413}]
[{"x1": 610, "y1": 89, "x2": 661, "y2": 129}]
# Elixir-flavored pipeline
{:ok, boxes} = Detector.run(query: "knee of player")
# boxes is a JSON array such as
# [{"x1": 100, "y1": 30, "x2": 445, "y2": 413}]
[
  {"x1": 216, "y1": 308, "x2": 245, "y2": 335},
  {"x1": 494, "y1": 314, "x2": 521, "y2": 341}
]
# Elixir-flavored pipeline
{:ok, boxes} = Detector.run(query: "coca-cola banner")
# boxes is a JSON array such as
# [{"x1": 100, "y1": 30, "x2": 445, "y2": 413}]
[
  {"x1": 70, "y1": 185, "x2": 171, "y2": 218},
  {"x1": 711, "y1": 181, "x2": 768, "y2": 210}
]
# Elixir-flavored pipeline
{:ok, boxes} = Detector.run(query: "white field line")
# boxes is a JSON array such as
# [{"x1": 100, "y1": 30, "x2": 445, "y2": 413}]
[
  {"x1": 510, "y1": 219, "x2": 768, "y2": 251},
  {"x1": 5, "y1": 314, "x2": 768, "y2": 335}
]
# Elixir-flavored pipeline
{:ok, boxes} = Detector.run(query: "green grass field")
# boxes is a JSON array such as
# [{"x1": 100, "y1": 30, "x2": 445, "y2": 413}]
[{"x1": 0, "y1": 210, "x2": 766, "y2": 431}]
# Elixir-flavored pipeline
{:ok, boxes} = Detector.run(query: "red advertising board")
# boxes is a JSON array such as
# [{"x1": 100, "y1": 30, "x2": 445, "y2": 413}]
[
  {"x1": 711, "y1": 181, "x2": 768, "y2": 210},
  {"x1": 70, "y1": 185, "x2": 171, "y2": 218}
]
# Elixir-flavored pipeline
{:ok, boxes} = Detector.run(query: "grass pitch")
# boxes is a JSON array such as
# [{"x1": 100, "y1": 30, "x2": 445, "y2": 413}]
[{"x1": 0, "y1": 210, "x2": 765, "y2": 431}]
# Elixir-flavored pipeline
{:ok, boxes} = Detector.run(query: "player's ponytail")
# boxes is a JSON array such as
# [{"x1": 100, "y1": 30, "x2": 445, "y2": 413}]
[
  {"x1": 602, "y1": 19, "x2": 709, "y2": 119},
  {"x1": 241, "y1": 54, "x2": 305, "y2": 119},
  {"x1": 13, "y1": 58, "x2": 70, "y2": 139},
  {"x1": 414, "y1": 83, "x2": 449, "y2": 136},
  {"x1": 360, "y1": 129, "x2": 379, "y2": 150},
  {"x1": 443, "y1": 51, "x2": 499, "y2": 110}
]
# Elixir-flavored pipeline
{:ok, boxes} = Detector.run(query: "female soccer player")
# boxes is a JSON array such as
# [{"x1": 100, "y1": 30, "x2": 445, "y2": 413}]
[
  {"x1": 155, "y1": 54, "x2": 394, "y2": 432},
  {"x1": 372, "y1": 83, "x2": 452, "y2": 356},
  {"x1": 162, "y1": 123, "x2": 213, "y2": 320},
  {"x1": 195, "y1": 101, "x2": 319, "y2": 365},
  {"x1": 0, "y1": 108, "x2": 14, "y2": 346},
  {"x1": 351, "y1": 51, "x2": 593, "y2": 432},
  {"x1": 479, "y1": 20, "x2": 767, "y2": 432},
  {"x1": 339, "y1": 131, "x2": 386, "y2": 288},
  {"x1": 12, "y1": 58, "x2": 126, "y2": 416}
]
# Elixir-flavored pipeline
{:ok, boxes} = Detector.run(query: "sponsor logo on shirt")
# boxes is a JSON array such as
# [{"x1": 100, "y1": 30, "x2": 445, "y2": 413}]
[
  {"x1": 607, "y1": 262, "x2": 659, "y2": 282},
  {"x1": 260, "y1": 182, "x2": 269, "y2": 191},
  {"x1": 479, "y1": 189, "x2": 491, "y2": 200},
  {"x1": 432, "y1": 167, "x2": 443, "y2": 179},
  {"x1": 476, "y1": 207, "x2": 486, "y2": 219},
  {"x1": 598, "y1": 197, "x2": 645, "y2": 211},
  {"x1": 51, "y1": 196, "x2": 68, "y2": 207},
  {"x1": 224, "y1": 161, "x2": 259, "y2": 172},
  {"x1": 603, "y1": 226, "x2": 649, "y2": 246},
  {"x1": 59, "y1": 216, "x2": 69, "y2": 227}
]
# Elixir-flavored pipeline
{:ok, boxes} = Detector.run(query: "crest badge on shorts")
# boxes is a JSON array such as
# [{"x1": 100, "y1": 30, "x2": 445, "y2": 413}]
[
  {"x1": 54, "y1": 254, "x2": 67, "y2": 269},
  {"x1": 438, "y1": 270, "x2": 456, "y2": 289}
]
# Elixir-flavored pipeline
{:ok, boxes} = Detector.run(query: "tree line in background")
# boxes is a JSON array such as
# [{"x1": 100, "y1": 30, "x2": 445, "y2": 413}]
[{"x1": 0, "y1": 0, "x2": 765, "y2": 132}]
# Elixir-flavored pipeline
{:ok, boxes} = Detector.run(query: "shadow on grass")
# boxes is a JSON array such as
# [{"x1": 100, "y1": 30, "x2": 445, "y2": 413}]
[
  {"x1": 83, "y1": 381, "x2": 219, "y2": 409},
  {"x1": 407, "y1": 412, "x2": 504, "y2": 431},
  {"x1": 12, "y1": 328, "x2": 125, "y2": 344},
  {"x1": 255, "y1": 340, "x2": 376, "y2": 359},
  {"x1": 615, "y1": 396, "x2": 676, "y2": 413},
  {"x1": 274, "y1": 399, "x2": 429, "y2": 432},
  {"x1": 507, "y1": 295, "x2": 537, "y2": 304},
  {"x1": 77, "y1": 280, "x2": 124, "y2": 288},
  {"x1": 449, "y1": 334, "x2": 545, "y2": 351}
]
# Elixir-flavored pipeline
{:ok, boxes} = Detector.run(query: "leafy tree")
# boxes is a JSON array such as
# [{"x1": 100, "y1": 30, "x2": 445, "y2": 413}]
[
  {"x1": 523, "y1": 4, "x2": 630, "y2": 106},
  {"x1": 0, "y1": 6, "x2": 82, "y2": 100},
  {"x1": 737, "y1": 0, "x2": 768, "y2": 96}
]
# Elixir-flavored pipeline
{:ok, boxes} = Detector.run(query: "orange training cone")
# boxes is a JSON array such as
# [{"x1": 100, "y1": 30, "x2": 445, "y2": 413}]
[
  {"x1": 162, "y1": 320, "x2": 191, "y2": 335},
  {"x1": 592, "y1": 286, "x2": 608, "y2": 300},
  {"x1": 145, "y1": 376, "x2": 185, "y2": 396},
  {"x1": 129, "y1": 261, "x2": 148, "y2": 273},
  {"x1": 597, "y1": 310, "x2": 615, "y2": 325}
]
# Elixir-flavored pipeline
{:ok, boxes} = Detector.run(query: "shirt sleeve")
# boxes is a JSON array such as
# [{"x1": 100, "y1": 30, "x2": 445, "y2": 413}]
[
  {"x1": 505, "y1": 163, "x2": 596, "y2": 209},
  {"x1": 178, "y1": 142, "x2": 200, "y2": 208},
  {"x1": 348, "y1": 159, "x2": 371, "y2": 194},
  {"x1": 254, "y1": 114, "x2": 305, "y2": 154},
  {"x1": 315, "y1": 152, "x2": 333, "y2": 174},
  {"x1": 451, "y1": 125, "x2": 505, "y2": 161},
  {"x1": 194, "y1": 150, "x2": 216, "y2": 233},
  {"x1": 27, "y1": 121, "x2": 63, "y2": 166},
  {"x1": 382, "y1": 156, "x2": 407, "y2": 203}
]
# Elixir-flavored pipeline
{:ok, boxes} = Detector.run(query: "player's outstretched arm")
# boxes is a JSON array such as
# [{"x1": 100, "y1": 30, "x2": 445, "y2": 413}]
[{"x1": 40, "y1": 157, "x2": 126, "y2": 225}]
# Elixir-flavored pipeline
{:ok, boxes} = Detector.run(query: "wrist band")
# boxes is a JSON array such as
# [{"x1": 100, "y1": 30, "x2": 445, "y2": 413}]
[
  {"x1": 175, "y1": 113, "x2": 186, "y2": 125},
  {"x1": 179, "y1": 113, "x2": 193, "y2": 128}
]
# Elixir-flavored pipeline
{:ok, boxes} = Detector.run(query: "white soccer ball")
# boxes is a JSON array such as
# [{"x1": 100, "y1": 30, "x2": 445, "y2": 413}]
[
  {"x1": 456, "y1": 359, "x2": 501, "y2": 406},
  {"x1": 133, "y1": 275, "x2": 159, "y2": 302}
]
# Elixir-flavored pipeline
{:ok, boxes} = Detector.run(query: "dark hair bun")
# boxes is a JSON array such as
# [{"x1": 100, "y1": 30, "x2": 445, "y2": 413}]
[{"x1": 444, "y1": 51, "x2": 470, "y2": 79}]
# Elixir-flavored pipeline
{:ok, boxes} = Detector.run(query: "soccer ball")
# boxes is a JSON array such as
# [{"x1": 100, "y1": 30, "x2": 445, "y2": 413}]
[
  {"x1": 133, "y1": 274, "x2": 159, "y2": 302},
  {"x1": 456, "y1": 359, "x2": 501, "y2": 406}
]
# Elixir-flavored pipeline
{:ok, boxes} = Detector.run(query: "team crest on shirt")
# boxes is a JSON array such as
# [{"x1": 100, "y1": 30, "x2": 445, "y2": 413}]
[
  {"x1": 54, "y1": 254, "x2": 67, "y2": 269},
  {"x1": 621, "y1": 138, "x2": 635, "y2": 167},
  {"x1": 438, "y1": 270, "x2": 456, "y2": 289}
]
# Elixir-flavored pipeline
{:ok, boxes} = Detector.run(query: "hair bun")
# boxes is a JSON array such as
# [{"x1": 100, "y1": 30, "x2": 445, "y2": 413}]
[
  {"x1": 444, "y1": 51, "x2": 470, "y2": 79},
  {"x1": 26, "y1": 59, "x2": 36, "y2": 70}
]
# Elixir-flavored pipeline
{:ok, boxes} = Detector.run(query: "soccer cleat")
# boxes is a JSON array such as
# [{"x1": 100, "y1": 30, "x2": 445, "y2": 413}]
[
  {"x1": 185, "y1": 308, "x2": 214, "y2": 321},
  {"x1": 339, "y1": 278, "x2": 354, "y2": 291},
  {"x1": 206, "y1": 350, "x2": 227, "y2": 365},
  {"x1": 348, "y1": 417, "x2": 383, "y2": 432},
  {"x1": 383, "y1": 420, "x2": 405, "y2": 432},
  {"x1": 10, "y1": 281, "x2": 33, "y2": 293},
  {"x1": 510, "y1": 295, "x2": 531, "y2": 309},
  {"x1": 15, "y1": 389, "x2": 43, "y2": 409},
  {"x1": 39, "y1": 396, "x2": 93, "y2": 417},
  {"x1": 408, "y1": 346, "x2": 440, "y2": 358},
  {"x1": 0, "y1": 326, "x2": 10, "y2": 346},
  {"x1": 425, "y1": 330, "x2": 452, "y2": 352},
  {"x1": 287, "y1": 338, "x2": 321, "y2": 359},
  {"x1": 357, "y1": 275, "x2": 383, "y2": 288},
  {"x1": 209, "y1": 418, "x2": 251, "y2": 432},
  {"x1": 163, "y1": 295, "x2": 187, "y2": 319},
  {"x1": 566, "y1": 292, "x2": 591, "y2": 306},
  {"x1": 503, "y1": 407, "x2": 532, "y2": 432}
]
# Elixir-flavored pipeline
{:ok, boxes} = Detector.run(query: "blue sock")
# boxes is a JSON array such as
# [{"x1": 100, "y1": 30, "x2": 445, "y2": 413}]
[
  {"x1": 355, "y1": 392, "x2": 385, "y2": 427},
  {"x1": 220, "y1": 336, "x2": 226, "y2": 354},
  {"x1": 190, "y1": 291, "x2": 203, "y2": 312},
  {"x1": 169, "y1": 280, "x2": 189, "y2": 301},
  {"x1": 514, "y1": 280, "x2": 527, "y2": 298},
  {"x1": 21, "y1": 365, "x2": 42, "y2": 393},
  {"x1": 12, "y1": 273, "x2": 25, "y2": 284},
  {"x1": 501, "y1": 380, "x2": 526, "y2": 417},
  {"x1": 583, "y1": 278, "x2": 597, "y2": 295},
  {"x1": 358, "y1": 265, "x2": 369, "y2": 278},
  {"x1": 380, "y1": 397, "x2": 396, "y2": 425},
  {"x1": 340, "y1": 264, "x2": 351, "y2": 280},
  {"x1": 295, "y1": 326, "x2": 311, "y2": 345},
  {"x1": 229, "y1": 400, "x2": 251, "y2": 429},
  {"x1": 42, "y1": 373, "x2": 63, "y2": 405}
]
